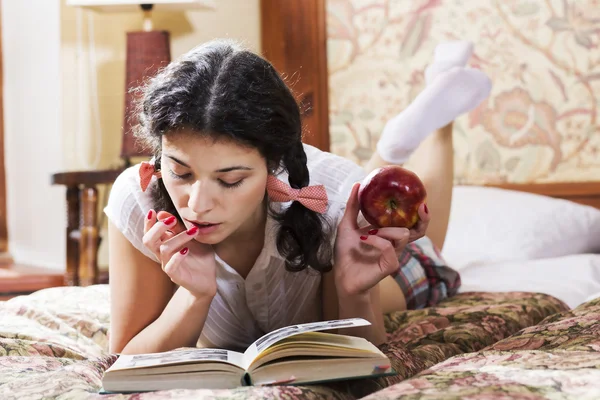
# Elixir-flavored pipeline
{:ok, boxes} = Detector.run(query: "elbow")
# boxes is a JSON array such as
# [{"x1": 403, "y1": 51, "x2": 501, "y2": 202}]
[
  {"x1": 111, "y1": 340, "x2": 142, "y2": 355},
  {"x1": 109, "y1": 338, "x2": 125, "y2": 355},
  {"x1": 108, "y1": 327, "x2": 132, "y2": 355}
]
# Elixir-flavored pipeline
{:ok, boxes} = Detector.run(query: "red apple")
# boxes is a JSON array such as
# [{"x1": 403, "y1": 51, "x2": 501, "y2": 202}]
[{"x1": 358, "y1": 166, "x2": 427, "y2": 229}]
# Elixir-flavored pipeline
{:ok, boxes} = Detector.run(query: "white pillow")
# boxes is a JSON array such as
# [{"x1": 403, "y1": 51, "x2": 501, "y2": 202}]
[
  {"x1": 457, "y1": 254, "x2": 600, "y2": 309},
  {"x1": 442, "y1": 186, "x2": 600, "y2": 270}
]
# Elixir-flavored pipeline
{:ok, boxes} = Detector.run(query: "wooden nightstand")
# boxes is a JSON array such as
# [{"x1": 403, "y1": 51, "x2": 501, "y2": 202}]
[
  {"x1": 0, "y1": 264, "x2": 65, "y2": 301},
  {"x1": 52, "y1": 169, "x2": 122, "y2": 287}
]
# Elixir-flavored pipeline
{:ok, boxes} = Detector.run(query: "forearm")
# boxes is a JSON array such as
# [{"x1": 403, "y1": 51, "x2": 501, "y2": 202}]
[
  {"x1": 120, "y1": 287, "x2": 213, "y2": 355},
  {"x1": 337, "y1": 285, "x2": 387, "y2": 346}
]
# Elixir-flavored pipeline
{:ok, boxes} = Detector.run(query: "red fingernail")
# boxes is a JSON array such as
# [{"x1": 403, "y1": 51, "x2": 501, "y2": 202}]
[
  {"x1": 424, "y1": 203, "x2": 429, "y2": 214},
  {"x1": 368, "y1": 229, "x2": 378, "y2": 235},
  {"x1": 360, "y1": 235, "x2": 368, "y2": 240},
  {"x1": 147, "y1": 210, "x2": 153, "y2": 220},
  {"x1": 180, "y1": 247, "x2": 189, "y2": 255},
  {"x1": 186, "y1": 226, "x2": 199, "y2": 235},
  {"x1": 163, "y1": 216, "x2": 176, "y2": 225}
]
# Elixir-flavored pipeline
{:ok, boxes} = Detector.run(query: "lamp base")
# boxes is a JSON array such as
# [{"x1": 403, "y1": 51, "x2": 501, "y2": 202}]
[{"x1": 121, "y1": 30, "x2": 171, "y2": 159}]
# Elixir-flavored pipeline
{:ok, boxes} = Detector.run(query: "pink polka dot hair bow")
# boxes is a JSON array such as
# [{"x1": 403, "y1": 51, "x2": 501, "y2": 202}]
[
  {"x1": 266, "y1": 175, "x2": 328, "y2": 213},
  {"x1": 139, "y1": 157, "x2": 162, "y2": 192}
]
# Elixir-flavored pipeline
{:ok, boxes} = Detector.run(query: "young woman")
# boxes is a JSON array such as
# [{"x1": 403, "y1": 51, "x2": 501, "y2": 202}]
[{"x1": 105, "y1": 39, "x2": 491, "y2": 355}]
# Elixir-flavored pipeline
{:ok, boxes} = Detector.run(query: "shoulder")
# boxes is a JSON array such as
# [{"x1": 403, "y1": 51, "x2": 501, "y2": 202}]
[
  {"x1": 108, "y1": 164, "x2": 154, "y2": 210},
  {"x1": 111, "y1": 163, "x2": 141, "y2": 190},
  {"x1": 104, "y1": 164, "x2": 159, "y2": 262}
]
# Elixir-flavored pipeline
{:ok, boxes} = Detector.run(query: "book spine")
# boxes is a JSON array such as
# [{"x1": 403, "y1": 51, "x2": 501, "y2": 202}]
[{"x1": 242, "y1": 371, "x2": 252, "y2": 387}]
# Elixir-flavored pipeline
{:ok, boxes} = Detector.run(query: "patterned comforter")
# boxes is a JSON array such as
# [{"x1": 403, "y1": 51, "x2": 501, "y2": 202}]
[{"x1": 1, "y1": 285, "x2": 599, "y2": 399}]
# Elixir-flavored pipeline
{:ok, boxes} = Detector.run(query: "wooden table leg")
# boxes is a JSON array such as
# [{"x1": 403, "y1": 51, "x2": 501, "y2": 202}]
[
  {"x1": 79, "y1": 186, "x2": 99, "y2": 286},
  {"x1": 65, "y1": 186, "x2": 80, "y2": 286}
]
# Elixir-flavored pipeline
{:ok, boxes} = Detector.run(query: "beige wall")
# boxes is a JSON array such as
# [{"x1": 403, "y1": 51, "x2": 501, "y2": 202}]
[
  {"x1": 3, "y1": 0, "x2": 261, "y2": 270},
  {"x1": 3, "y1": 0, "x2": 65, "y2": 269}
]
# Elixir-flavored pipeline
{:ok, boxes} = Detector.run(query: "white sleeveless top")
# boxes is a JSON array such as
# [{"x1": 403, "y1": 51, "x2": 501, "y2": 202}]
[{"x1": 104, "y1": 143, "x2": 368, "y2": 351}]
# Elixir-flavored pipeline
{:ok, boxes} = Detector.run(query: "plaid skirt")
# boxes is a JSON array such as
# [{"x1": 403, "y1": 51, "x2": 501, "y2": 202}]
[{"x1": 392, "y1": 236, "x2": 461, "y2": 310}]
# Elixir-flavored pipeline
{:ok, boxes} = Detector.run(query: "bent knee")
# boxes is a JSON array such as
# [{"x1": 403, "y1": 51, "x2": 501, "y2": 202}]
[{"x1": 379, "y1": 276, "x2": 407, "y2": 314}]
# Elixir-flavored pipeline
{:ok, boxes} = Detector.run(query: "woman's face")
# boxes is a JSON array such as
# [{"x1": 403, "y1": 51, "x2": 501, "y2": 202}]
[{"x1": 161, "y1": 130, "x2": 269, "y2": 244}]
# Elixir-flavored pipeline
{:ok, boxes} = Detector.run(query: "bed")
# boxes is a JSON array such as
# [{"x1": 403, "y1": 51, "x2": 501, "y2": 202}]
[
  {"x1": 0, "y1": 272, "x2": 582, "y2": 400},
  {"x1": 3, "y1": 0, "x2": 600, "y2": 398},
  {"x1": 1, "y1": 181, "x2": 599, "y2": 399}
]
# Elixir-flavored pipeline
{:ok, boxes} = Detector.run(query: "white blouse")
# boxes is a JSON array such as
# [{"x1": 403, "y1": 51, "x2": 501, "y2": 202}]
[{"x1": 104, "y1": 143, "x2": 368, "y2": 351}]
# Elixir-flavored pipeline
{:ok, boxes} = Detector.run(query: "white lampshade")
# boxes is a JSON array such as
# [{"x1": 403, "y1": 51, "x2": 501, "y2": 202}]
[{"x1": 66, "y1": 0, "x2": 216, "y2": 12}]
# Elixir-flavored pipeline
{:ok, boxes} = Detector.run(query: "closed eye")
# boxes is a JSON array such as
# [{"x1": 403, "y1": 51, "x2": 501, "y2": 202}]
[
  {"x1": 168, "y1": 170, "x2": 191, "y2": 180},
  {"x1": 168, "y1": 169, "x2": 244, "y2": 189},
  {"x1": 219, "y1": 179, "x2": 244, "y2": 189}
]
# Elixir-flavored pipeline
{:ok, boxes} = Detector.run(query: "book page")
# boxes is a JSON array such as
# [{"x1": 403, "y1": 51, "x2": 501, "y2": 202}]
[
  {"x1": 242, "y1": 318, "x2": 370, "y2": 369},
  {"x1": 107, "y1": 348, "x2": 245, "y2": 372},
  {"x1": 248, "y1": 333, "x2": 386, "y2": 372},
  {"x1": 258, "y1": 332, "x2": 381, "y2": 358}
]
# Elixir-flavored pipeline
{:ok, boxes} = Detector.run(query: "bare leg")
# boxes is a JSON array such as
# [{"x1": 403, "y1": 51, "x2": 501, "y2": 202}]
[
  {"x1": 403, "y1": 122, "x2": 454, "y2": 251},
  {"x1": 369, "y1": 41, "x2": 487, "y2": 314},
  {"x1": 364, "y1": 147, "x2": 394, "y2": 173},
  {"x1": 379, "y1": 275, "x2": 407, "y2": 314},
  {"x1": 372, "y1": 123, "x2": 455, "y2": 315},
  {"x1": 365, "y1": 122, "x2": 454, "y2": 251}
]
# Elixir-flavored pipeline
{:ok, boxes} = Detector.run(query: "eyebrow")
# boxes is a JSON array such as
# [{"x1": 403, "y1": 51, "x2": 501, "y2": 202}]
[{"x1": 164, "y1": 154, "x2": 253, "y2": 172}]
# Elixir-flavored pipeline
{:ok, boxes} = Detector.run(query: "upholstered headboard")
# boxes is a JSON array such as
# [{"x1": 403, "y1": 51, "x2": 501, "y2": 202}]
[{"x1": 485, "y1": 181, "x2": 600, "y2": 210}]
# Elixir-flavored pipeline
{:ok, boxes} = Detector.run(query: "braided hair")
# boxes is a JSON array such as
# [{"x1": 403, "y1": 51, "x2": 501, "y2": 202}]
[{"x1": 134, "y1": 39, "x2": 333, "y2": 273}]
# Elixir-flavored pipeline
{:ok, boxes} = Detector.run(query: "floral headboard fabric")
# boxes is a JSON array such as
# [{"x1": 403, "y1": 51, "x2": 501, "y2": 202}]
[{"x1": 326, "y1": 0, "x2": 600, "y2": 184}]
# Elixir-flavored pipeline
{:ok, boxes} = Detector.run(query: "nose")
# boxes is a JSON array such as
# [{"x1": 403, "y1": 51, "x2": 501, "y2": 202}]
[{"x1": 187, "y1": 180, "x2": 216, "y2": 214}]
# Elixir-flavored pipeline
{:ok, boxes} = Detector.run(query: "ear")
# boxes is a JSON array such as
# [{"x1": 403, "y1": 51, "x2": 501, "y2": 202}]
[{"x1": 267, "y1": 160, "x2": 279, "y2": 175}]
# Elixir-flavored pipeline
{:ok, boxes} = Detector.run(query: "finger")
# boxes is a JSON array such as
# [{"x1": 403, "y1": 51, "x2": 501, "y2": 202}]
[
  {"x1": 408, "y1": 220, "x2": 428, "y2": 242},
  {"x1": 365, "y1": 227, "x2": 409, "y2": 242},
  {"x1": 359, "y1": 234, "x2": 400, "y2": 275},
  {"x1": 162, "y1": 230, "x2": 176, "y2": 242},
  {"x1": 340, "y1": 182, "x2": 361, "y2": 229},
  {"x1": 142, "y1": 215, "x2": 178, "y2": 252},
  {"x1": 418, "y1": 202, "x2": 430, "y2": 224},
  {"x1": 156, "y1": 210, "x2": 181, "y2": 242},
  {"x1": 163, "y1": 247, "x2": 189, "y2": 278},
  {"x1": 366, "y1": 227, "x2": 409, "y2": 252},
  {"x1": 157, "y1": 211, "x2": 186, "y2": 235},
  {"x1": 408, "y1": 203, "x2": 430, "y2": 242},
  {"x1": 144, "y1": 209, "x2": 157, "y2": 234},
  {"x1": 159, "y1": 225, "x2": 200, "y2": 260}
]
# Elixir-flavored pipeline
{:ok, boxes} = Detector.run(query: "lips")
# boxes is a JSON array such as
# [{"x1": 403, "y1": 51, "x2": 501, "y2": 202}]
[{"x1": 187, "y1": 220, "x2": 220, "y2": 229}]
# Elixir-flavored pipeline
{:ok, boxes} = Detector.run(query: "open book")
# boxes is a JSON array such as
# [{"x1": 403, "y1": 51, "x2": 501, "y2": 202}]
[{"x1": 101, "y1": 318, "x2": 395, "y2": 392}]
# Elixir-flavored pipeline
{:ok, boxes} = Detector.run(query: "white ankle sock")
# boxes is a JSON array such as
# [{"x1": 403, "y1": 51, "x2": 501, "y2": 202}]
[
  {"x1": 376, "y1": 41, "x2": 488, "y2": 164},
  {"x1": 377, "y1": 67, "x2": 492, "y2": 164},
  {"x1": 425, "y1": 41, "x2": 474, "y2": 85}
]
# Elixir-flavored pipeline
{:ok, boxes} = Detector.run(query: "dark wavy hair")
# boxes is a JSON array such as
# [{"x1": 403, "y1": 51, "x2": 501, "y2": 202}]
[{"x1": 133, "y1": 39, "x2": 333, "y2": 273}]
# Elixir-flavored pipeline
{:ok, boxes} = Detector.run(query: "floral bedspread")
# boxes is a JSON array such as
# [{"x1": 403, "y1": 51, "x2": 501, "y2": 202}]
[
  {"x1": 363, "y1": 296, "x2": 600, "y2": 400},
  {"x1": 2, "y1": 284, "x2": 598, "y2": 399}
]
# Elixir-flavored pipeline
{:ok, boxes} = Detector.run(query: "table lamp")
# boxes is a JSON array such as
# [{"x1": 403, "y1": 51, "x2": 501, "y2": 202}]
[{"x1": 66, "y1": 0, "x2": 216, "y2": 161}]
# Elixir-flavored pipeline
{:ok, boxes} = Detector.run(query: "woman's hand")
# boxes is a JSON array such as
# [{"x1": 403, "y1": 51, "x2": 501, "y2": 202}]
[
  {"x1": 143, "y1": 210, "x2": 218, "y2": 300},
  {"x1": 333, "y1": 183, "x2": 430, "y2": 298}
]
